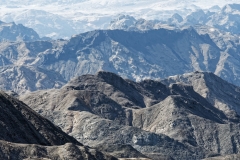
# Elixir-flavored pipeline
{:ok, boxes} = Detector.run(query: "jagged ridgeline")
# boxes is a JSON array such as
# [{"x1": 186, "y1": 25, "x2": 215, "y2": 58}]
[
  {"x1": 1, "y1": 4, "x2": 240, "y2": 159},
  {"x1": 110, "y1": 4, "x2": 240, "y2": 35},
  {"x1": 19, "y1": 71, "x2": 240, "y2": 159},
  {"x1": 0, "y1": 27, "x2": 240, "y2": 94},
  {"x1": 0, "y1": 90, "x2": 116, "y2": 160},
  {"x1": 0, "y1": 21, "x2": 49, "y2": 42},
  {"x1": 0, "y1": 1, "x2": 240, "y2": 39}
]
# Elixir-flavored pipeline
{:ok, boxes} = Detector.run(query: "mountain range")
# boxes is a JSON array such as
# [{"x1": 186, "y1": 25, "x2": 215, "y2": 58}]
[
  {"x1": 1, "y1": 1, "x2": 240, "y2": 38},
  {"x1": 18, "y1": 71, "x2": 240, "y2": 159},
  {"x1": 1, "y1": 27, "x2": 240, "y2": 93},
  {"x1": 1, "y1": 1, "x2": 240, "y2": 159},
  {"x1": 110, "y1": 4, "x2": 240, "y2": 35}
]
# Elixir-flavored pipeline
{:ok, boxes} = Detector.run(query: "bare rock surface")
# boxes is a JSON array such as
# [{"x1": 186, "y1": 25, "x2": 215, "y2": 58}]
[
  {"x1": 0, "y1": 90, "x2": 116, "y2": 160},
  {"x1": 161, "y1": 71, "x2": 240, "y2": 119},
  {"x1": 94, "y1": 144, "x2": 148, "y2": 158},
  {"x1": 20, "y1": 71, "x2": 240, "y2": 159},
  {"x1": 0, "y1": 65, "x2": 66, "y2": 94},
  {"x1": 0, "y1": 91, "x2": 80, "y2": 145},
  {"x1": 1, "y1": 28, "x2": 240, "y2": 94},
  {"x1": 1, "y1": 27, "x2": 240, "y2": 97},
  {"x1": 204, "y1": 153, "x2": 240, "y2": 160},
  {"x1": 0, "y1": 140, "x2": 116, "y2": 160},
  {"x1": 0, "y1": 21, "x2": 44, "y2": 42}
]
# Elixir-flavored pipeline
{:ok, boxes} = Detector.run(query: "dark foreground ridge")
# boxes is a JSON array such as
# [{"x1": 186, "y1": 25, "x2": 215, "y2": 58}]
[
  {"x1": 0, "y1": 91, "x2": 116, "y2": 160},
  {"x1": 0, "y1": 91, "x2": 80, "y2": 145}
]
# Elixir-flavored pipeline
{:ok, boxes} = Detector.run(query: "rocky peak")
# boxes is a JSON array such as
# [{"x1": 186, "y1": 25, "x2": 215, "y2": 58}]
[
  {"x1": 222, "y1": 4, "x2": 240, "y2": 13},
  {"x1": 0, "y1": 21, "x2": 43, "y2": 42},
  {"x1": 109, "y1": 15, "x2": 137, "y2": 30},
  {"x1": 170, "y1": 13, "x2": 184, "y2": 23},
  {"x1": 162, "y1": 71, "x2": 240, "y2": 120}
]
